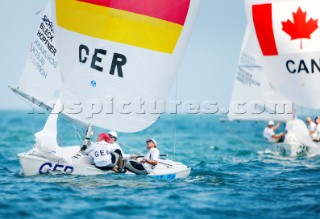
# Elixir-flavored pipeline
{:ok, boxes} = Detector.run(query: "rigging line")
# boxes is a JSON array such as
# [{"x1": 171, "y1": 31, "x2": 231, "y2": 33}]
[
  {"x1": 222, "y1": 120, "x2": 260, "y2": 148},
  {"x1": 173, "y1": 76, "x2": 178, "y2": 161},
  {"x1": 72, "y1": 123, "x2": 84, "y2": 144},
  {"x1": 173, "y1": 110, "x2": 177, "y2": 161},
  {"x1": 35, "y1": 10, "x2": 42, "y2": 15},
  {"x1": 118, "y1": 142, "x2": 143, "y2": 155},
  {"x1": 293, "y1": 104, "x2": 297, "y2": 120}
]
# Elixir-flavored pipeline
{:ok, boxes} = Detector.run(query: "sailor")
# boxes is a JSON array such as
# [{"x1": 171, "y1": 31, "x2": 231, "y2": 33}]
[
  {"x1": 312, "y1": 117, "x2": 320, "y2": 142},
  {"x1": 263, "y1": 120, "x2": 286, "y2": 143},
  {"x1": 84, "y1": 133, "x2": 120, "y2": 172},
  {"x1": 107, "y1": 131, "x2": 126, "y2": 173},
  {"x1": 306, "y1": 117, "x2": 317, "y2": 140},
  {"x1": 124, "y1": 138, "x2": 160, "y2": 175}
]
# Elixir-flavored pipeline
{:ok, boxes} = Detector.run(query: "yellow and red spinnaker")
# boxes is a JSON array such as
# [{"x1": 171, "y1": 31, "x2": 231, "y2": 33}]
[{"x1": 56, "y1": 0, "x2": 191, "y2": 54}]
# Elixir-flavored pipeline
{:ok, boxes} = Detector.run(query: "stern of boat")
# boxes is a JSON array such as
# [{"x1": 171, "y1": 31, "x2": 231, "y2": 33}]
[{"x1": 149, "y1": 159, "x2": 191, "y2": 179}]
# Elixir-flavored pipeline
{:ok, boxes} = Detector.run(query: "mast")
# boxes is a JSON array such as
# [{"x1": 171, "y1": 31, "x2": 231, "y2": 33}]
[{"x1": 81, "y1": 124, "x2": 93, "y2": 151}]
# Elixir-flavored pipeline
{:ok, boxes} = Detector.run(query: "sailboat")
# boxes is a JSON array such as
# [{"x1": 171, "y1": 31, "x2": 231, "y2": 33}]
[
  {"x1": 228, "y1": 0, "x2": 320, "y2": 156},
  {"x1": 10, "y1": 0, "x2": 201, "y2": 178}
]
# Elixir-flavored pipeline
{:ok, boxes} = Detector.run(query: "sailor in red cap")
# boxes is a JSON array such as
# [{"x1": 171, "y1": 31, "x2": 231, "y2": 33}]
[{"x1": 84, "y1": 132, "x2": 120, "y2": 172}]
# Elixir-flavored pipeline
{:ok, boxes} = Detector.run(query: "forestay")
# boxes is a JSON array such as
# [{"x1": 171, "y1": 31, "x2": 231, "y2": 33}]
[{"x1": 52, "y1": 0, "x2": 201, "y2": 132}]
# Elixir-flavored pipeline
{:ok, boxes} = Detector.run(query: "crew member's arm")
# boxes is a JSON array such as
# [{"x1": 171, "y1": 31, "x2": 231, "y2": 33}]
[
  {"x1": 273, "y1": 122, "x2": 281, "y2": 131},
  {"x1": 84, "y1": 145, "x2": 94, "y2": 154},
  {"x1": 122, "y1": 154, "x2": 133, "y2": 160},
  {"x1": 309, "y1": 129, "x2": 315, "y2": 135},
  {"x1": 140, "y1": 158, "x2": 158, "y2": 165},
  {"x1": 272, "y1": 132, "x2": 285, "y2": 140},
  {"x1": 140, "y1": 150, "x2": 159, "y2": 165}
]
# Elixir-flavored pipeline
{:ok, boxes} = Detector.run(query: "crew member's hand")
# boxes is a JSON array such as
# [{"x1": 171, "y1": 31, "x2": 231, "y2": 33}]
[
  {"x1": 131, "y1": 154, "x2": 137, "y2": 159},
  {"x1": 140, "y1": 158, "x2": 147, "y2": 163}
]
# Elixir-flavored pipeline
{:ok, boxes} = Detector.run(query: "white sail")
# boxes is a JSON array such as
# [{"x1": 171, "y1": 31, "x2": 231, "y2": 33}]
[
  {"x1": 51, "y1": 0, "x2": 201, "y2": 132},
  {"x1": 32, "y1": 99, "x2": 76, "y2": 162},
  {"x1": 18, "y1": 1, "x2": 61, "y2": 107},
  {"x1": 33, "y1": 100, "x2": 63, "y2": 160},
  {"x1": 245, "y1": 0, "x2": 320, "y2": 109},
  {"x1": 228, "y1": 26, "x2": 294, "y2": 121},
  {"x1": 286, "y1": 119, "x2": 320, "y2": 155}
]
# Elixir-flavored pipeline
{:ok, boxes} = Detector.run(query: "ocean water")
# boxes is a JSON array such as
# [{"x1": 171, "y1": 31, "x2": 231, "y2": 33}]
[{"x1": 0, "y1": 110, "x2": 319, "y2": 219}]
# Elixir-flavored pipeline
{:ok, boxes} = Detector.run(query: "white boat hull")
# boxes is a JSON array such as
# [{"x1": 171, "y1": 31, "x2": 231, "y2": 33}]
[
  {"x1": 274, "y1": 143, "x2": 309, "y2": 157},
  {"x1": 18, "y1": 146, "x2": 191, "y2": 179}
]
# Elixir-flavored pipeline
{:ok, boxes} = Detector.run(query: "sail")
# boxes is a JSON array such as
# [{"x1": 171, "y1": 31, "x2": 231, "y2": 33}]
[
  {"x1": 286, "y1": 119, "x2": 320, "y2": 155},
  {"x1": 228, "y1": 26, "x2": 295, "y2": 121},
  {"x1": 18, "y1": 1, "x2": 61, "y2": 107},
  {"x1": 33, "y1": 99, "x2": 63, "y2": 160},
  {"x1": 245, "y1": 0, "x2": 320, "y2": 109},
  {"x1": 52, "y1": 0, "x2": 201, "y2": 132}
]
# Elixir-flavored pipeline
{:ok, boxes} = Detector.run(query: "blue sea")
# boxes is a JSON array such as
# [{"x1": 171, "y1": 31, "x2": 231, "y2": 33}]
[{"x1": 0, "y1": 110, "x2": 319, "y2": 219}]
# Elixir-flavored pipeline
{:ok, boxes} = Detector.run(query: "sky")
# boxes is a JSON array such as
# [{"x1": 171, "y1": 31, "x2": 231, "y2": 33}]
[{"x1": 0, "y1": 0, "x2": 246, "y2": 110}]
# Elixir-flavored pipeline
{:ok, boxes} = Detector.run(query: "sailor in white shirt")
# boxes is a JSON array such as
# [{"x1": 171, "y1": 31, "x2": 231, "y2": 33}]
[
  {"x1": 107, "y1": 131, "x2": 127, "y2": 172},
  {"x1": 306, "y1": 117, "x2": 318, "y2": 140},
  {"x1": 107, "y1": 131, "x2": 123, "y2": 154},
  {"x1": 85, "y1": 133, "x2": 119, "y2": 171},
  {"x1": 125, "y1": 138, "x2": 160, "y2": 175},
  {"x1": 263, "y1": 120, "x2": 286, "y2": 143}
]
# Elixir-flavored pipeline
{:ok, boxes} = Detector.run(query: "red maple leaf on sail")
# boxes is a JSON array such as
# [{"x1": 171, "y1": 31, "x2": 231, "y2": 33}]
[{"x1": 282, "y1": 7, "x2": 319, "y2": 49}]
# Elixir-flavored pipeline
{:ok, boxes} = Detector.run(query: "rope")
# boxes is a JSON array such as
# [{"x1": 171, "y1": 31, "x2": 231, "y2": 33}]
[
  {"x1": 173, "y1": 76, "x2": 178, "y2": 161},
  {"x1": 73, "y1": 123, "x2": 84, "y2": 145},
  {"x1": 221, "y1": 120, "x2": 260, "y2": 148},
  {"x1": 118, "y1": 142, "x2": 144, "y2": 155},
  {"x1": 173, "y1": 111, "x2": 177, "y2": 161}
]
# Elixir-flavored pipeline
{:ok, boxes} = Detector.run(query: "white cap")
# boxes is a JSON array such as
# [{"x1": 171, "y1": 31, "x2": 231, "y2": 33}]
[
  {"x1": 146, "y1": 138, "x2": 157, "y2": 146},
  {"x1": 108, "y1": 131, "x2": 118, "y2": 139},
  {"x1": 268, "y1": 120, "x2": 274, "y2": 126}
]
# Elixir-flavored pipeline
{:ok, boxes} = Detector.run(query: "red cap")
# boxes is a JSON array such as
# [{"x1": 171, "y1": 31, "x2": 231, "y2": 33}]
[
  {"x1": 98, "y1": 133, "x2": 110, "y2": 142},
  {"x1": 104, "y1": 133, "x2": 110, "y2": 142}
]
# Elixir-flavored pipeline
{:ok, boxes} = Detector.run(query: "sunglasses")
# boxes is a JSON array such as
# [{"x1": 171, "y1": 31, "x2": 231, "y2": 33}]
[{"x1": 108, "y1": 134, "x2": 116, "y2": 139}]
